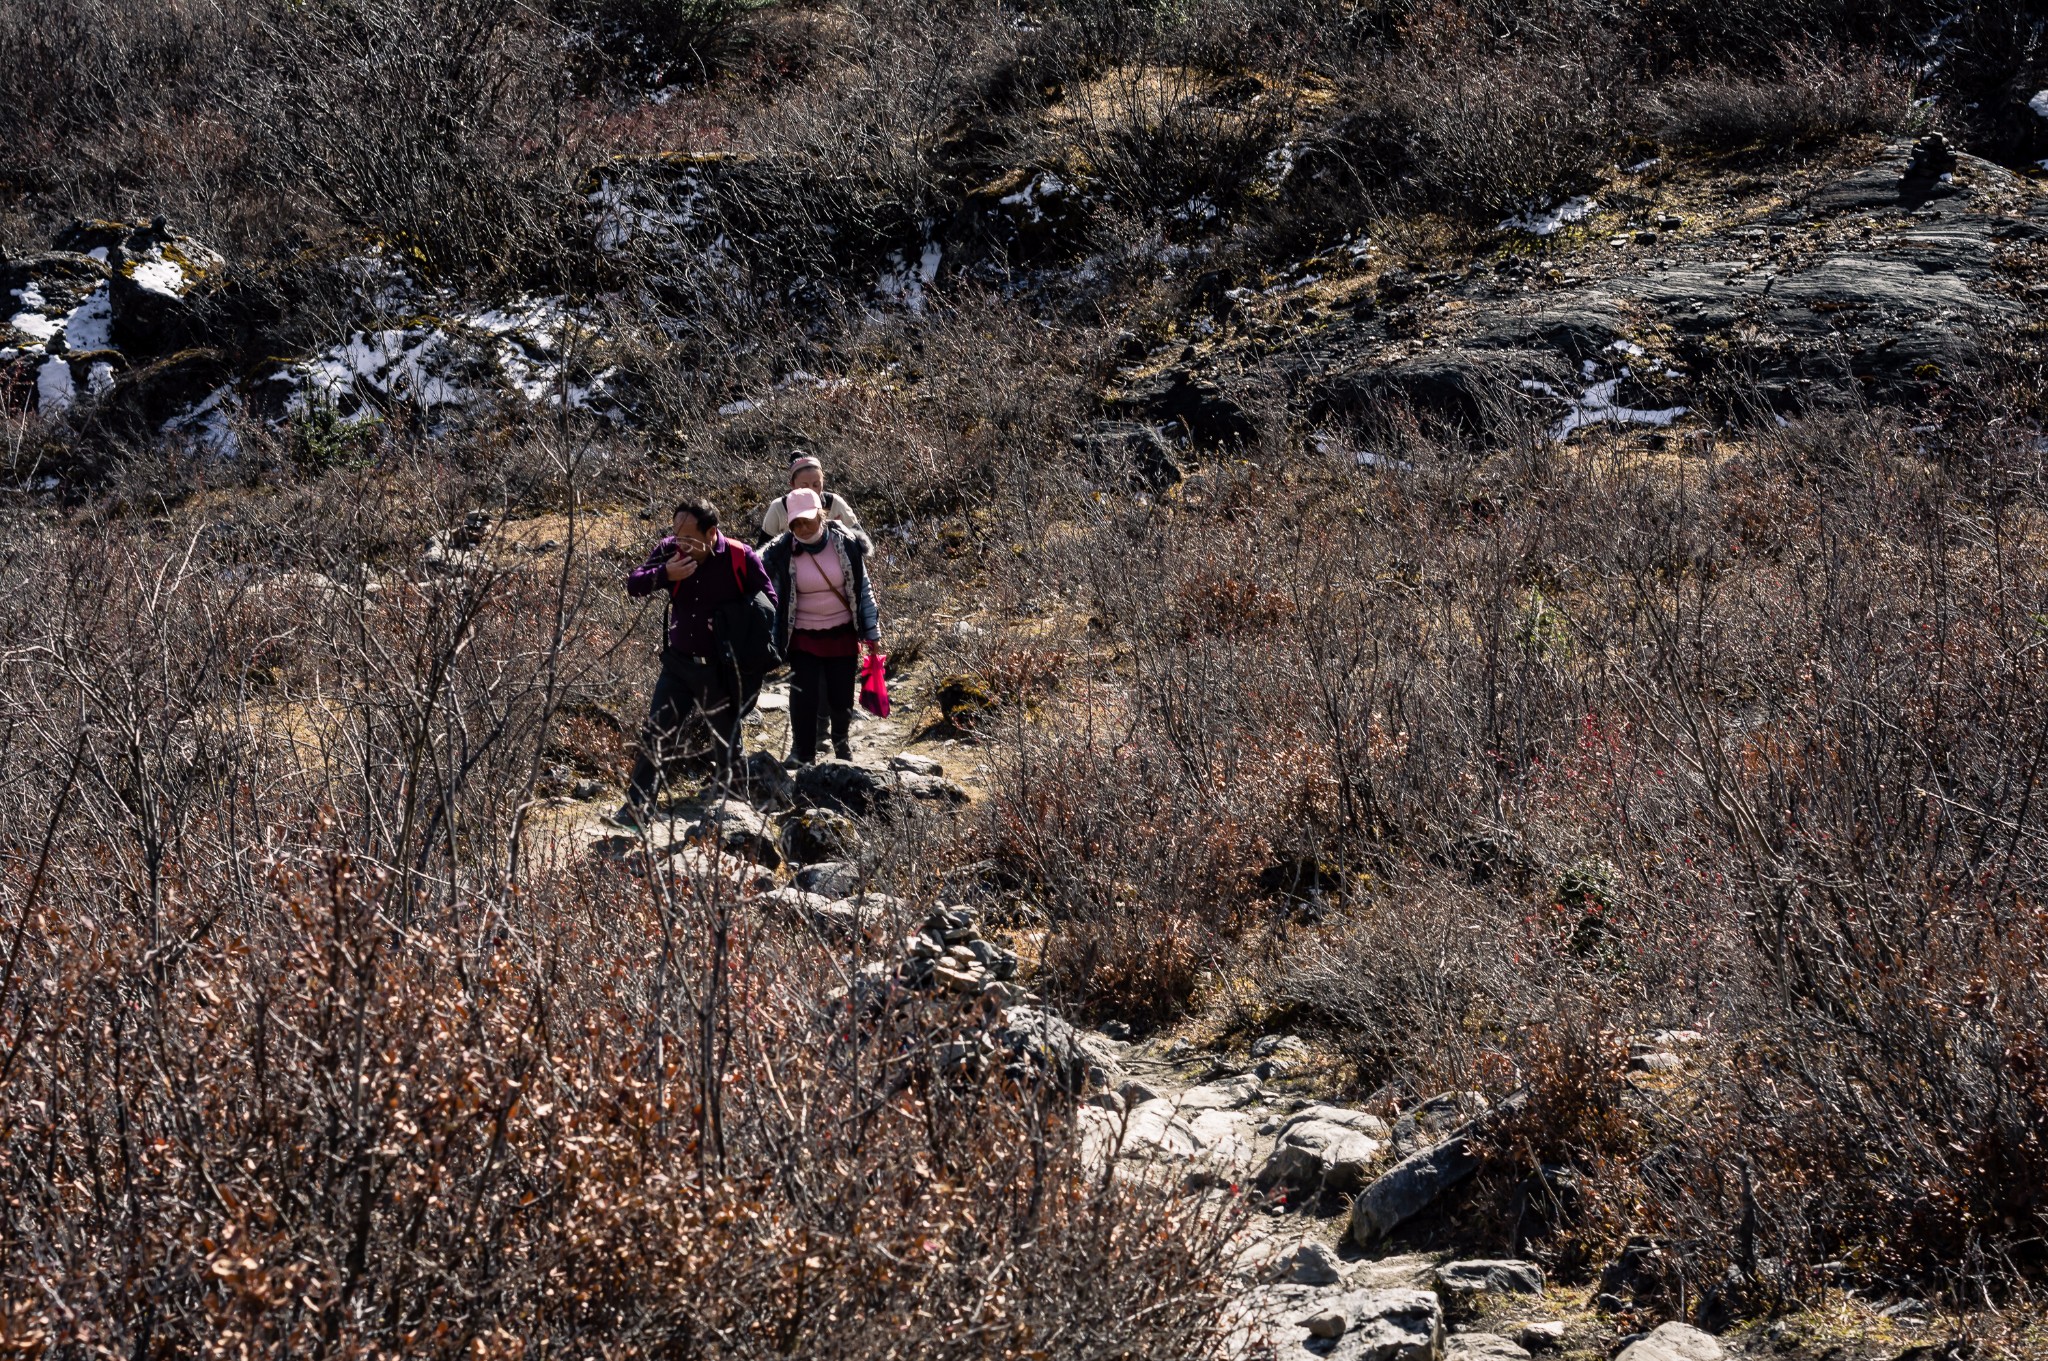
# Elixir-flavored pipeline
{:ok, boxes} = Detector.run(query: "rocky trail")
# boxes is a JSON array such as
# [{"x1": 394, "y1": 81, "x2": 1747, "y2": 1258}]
[{"x1": 524, "y1": 658, "x2": 1740, "y2": 1361}]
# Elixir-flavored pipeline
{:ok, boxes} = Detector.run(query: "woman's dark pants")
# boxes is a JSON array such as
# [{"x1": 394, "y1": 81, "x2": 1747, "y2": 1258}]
[{"x1": 788, "y1": 649, "x2": 857, "y2": 763}]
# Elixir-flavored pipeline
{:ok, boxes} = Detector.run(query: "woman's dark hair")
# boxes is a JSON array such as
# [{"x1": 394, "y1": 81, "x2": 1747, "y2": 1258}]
[{"x1": 672, "y1": 497, "x2": 720, "y2": 532}]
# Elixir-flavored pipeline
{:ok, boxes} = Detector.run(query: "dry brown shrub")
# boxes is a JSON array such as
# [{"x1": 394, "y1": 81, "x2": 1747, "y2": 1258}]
[
  {"x1": 0, "y1": 464, "x2": 1241, "y2": 1354},
  {"x1": 1656, "y1": 42, "x2": 1919, "y2": 154}
]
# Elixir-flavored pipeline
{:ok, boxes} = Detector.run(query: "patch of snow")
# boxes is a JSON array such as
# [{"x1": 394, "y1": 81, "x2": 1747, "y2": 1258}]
[
  {"x1": 1608, "y1": 340, "x2": 1645, "y2": 357},
  {"x1": 1522, "y1": 375, "x2": 1688, "y2": 440},
  {"x1": 9, "y1": 311, "x2": 58, "y2": 343},
  {"x1": 1501, "y1": 196, "x2": 1598, "y2": 237},
  {"x1": 129, "y1": 258, "x2": 188, "y2": 297},
  {"x1": 718, "y1": 398, "x2": 759, "y2": 416},
  {"x1": 2031, "y1": 91, "x2": 2048, "y2": 119},
  {"x1": 1263, "y1": 272, "x2": 1322, "y2": 296},
  {"x1": 13, "y1": 282, "x2": 47, "y2": 311},
  {"x1": 1313, "y1": 432, "x2": 1415, "y2": 472},
  {"x1": 876, "y1": 240, "x2": 943, "y2": 313},
  {"x1": 1357, "y1": 450, "x2": 1416, "y2": 471},
  {"x1": 86, "y1": 361, "x2": 115, "y2": 398},
  {"x1": 64, "y1": 285, "x2": 113, "y2": 351},
  {"x1": 1625, "y1": 157, "x2": 1662, "y2": 173},
  {"x1": 289, "y1": 328, "x2": 468, "y2": 418},
  {"x1": 275, "y1": 300, "x2": 620, "y2": 421},
  {"x1": 1263, "y1": 143, "x2": 1298, "y2": 187},
  {"x1": 37, "y1": 357, "x2": 75, "y2": 412},
  {"x1": 87, "y1": 247, "x2": 109, "y2": 263},
  {"x1": 162, "y1": 384, "x2": 240, "y2": 456},
  {"x1": 589, "y1": 171, "x2": 708, "y2": 252},
  {"x1": 1171, "y1": 195, "x2": 1220, "y2": 223},
  {"x1": 999, "y1": 172, "x2": 1067, "y2": 224}
]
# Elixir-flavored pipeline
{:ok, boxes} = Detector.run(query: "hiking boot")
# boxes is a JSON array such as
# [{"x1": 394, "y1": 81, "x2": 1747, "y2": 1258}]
[{"x1": 833, "y1": 741, "x2": 853, "y2": 762}]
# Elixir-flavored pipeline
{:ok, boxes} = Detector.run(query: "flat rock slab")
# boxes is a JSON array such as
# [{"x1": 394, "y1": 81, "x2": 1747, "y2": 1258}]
[
  {"x1": 1269, "y1": 139, "x2": 2043, "y2": 437},
  {"x1": 793, "y1": 860, "x2": 863, "y2": 898},
  {"x1": 1615, "y1": 1323, "x2": 1723, "y2": 1361},
  {"x1": 1436, "y1": 1260, "x2": 1545, "y2": 1296},
  {"x1": 1293, "y1": 1287, "x2": 1444, "y2": 1361},
  {"x1": 1177, "y1": 1074, "x2": 1266, "y2": 1109},
  {"x1": 1445, "y1": 1335, "x2": 1531, "y2": 1361},
  {"x1": 1350, "y1": 1133, "x2": 1484, "y2": 1246},
  {"x1": 1261, "y1": 1117, "x2": 1387, "y2": 1195}
]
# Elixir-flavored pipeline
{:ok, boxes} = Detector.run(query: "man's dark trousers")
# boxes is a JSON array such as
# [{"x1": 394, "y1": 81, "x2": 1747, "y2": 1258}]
[{"x1": 625, "y1": 654, "x2": 736, "y2": 806}]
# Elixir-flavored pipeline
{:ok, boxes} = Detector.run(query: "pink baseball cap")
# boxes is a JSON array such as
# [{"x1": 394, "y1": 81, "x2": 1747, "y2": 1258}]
[{"x1": 784, "y1": 487, "x2": 824, "y2": 520}]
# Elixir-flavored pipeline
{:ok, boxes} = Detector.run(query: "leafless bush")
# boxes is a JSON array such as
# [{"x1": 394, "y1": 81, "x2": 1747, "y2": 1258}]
[
  {"x1": 0, "y1": 0, "x2": 259, "y2": 250},
  {"x1": 961, "y1": 376, "x2": 2048, "y2": 1306},
  {"x1": 555, "y1": 0, "x2": 751, "y2": 92},
  {"x1": 0, "y1": 444, "x2": 1240, "y2": 1353},
  {"x1": 1300, "y1": 13, "x2": 1626, "y2": 227},
  {"x1": 246, "y1": 0, "x2": 588, "y2": 284},
  {"x1": 1656, "y1": 43, "x2": 1919, "y2": 154}
]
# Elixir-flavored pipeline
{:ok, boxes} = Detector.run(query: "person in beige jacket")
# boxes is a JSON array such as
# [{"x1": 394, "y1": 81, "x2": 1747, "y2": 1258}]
[{"x1": 761, "y1": 453, "x2": 865, "y2": 540}]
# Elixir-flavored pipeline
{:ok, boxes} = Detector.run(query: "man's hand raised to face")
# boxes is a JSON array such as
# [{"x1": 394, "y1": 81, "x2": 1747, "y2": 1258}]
[{"x1": 664, "y1": 549, "x2": 699, "y2": 583}]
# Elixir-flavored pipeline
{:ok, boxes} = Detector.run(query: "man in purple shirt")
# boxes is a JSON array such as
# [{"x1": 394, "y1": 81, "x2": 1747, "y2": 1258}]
[{"x1": 609, "y1": 496, "x2": 776, "y2": 827}]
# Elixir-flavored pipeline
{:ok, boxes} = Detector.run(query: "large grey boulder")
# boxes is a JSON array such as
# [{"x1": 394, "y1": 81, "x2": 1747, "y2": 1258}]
[
  {"x1": 736, "y1": 750, "x2": 796, "y2": 809},
  {"x1": 794, "y1": 860, "x2": 863, "y2": 898},
  {"x1": 795, "y1": 758, "x2": 893, "y2": 815},
  {"x1": 689, "y1": 797, "x2": 779, "y2": 867},
  {"x1": 1295, "y1": 1288, "x2": 1444, "y2": 1361},
  {"x1": 779, "y1": 806, "x2": 863, "y2": 865},
  {"x1": 1071, "y1": 419, "x2": 1183, "y2": 492},
  {"x1": 1314, "y1": 349, "x2": 1566, "y2": 443},
  {"x1": 758, "y1": 885, "x2": 831, "y2": 914},
  {"x1": 1351, "y1": 1093, "x2": 1523, "y2": 1246},
  {"x1": 1103, "y1": 367, "x2": 1257, "y2": 450},
  {"x1": 994, "y1": 1006, "x2": 1123, "y2": 1093},
  {"x1": 1351, "y1": 1136, "x2": 1483, "y2": 1246},
  {"x1": 1260, "y1": 1113, "x2": 1387, "y2": 1194},
  {"x1": 1271, "y1": 1238, "x2": 1344, "y2": 1286},
  {"x1": 1436, "y1": 1260, "x2": 1545, "y2": 1298},
  {"x1": 1283, "y1": 1104, "x2": 1391, "y2": 1139},
  {"x1": 661, "y1": 845, "x2": 776, "y2": 896},
  {"x1": 886, "y1": 768, "x2": 971, "y2": 806},
  {"x1": 1614, "y1": 1323, "x2": 1723, "y2": 1361}
]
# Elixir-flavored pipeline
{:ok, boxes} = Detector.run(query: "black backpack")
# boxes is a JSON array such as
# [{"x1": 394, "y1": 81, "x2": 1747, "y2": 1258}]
[{"x1": 709, "y1": 543, "x2": 780, "y2": 708}]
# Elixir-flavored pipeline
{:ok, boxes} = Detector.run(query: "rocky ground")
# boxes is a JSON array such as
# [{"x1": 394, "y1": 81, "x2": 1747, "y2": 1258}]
[
  {"x1": 9, "y1": 136, "x2": 2046, "y2": 480},
  {"x1": 527, "y1": 677, "x2": 1982, "y2": 1361},
  {"x1": 1097, "y1": 135, "x2": 2047, "y2": 466}
]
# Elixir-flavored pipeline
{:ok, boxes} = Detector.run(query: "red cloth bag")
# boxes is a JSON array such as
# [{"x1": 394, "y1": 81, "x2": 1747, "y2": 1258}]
[{"x1": 859, "y1": 653, "x2": 890, "y2": 717}]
